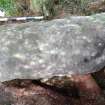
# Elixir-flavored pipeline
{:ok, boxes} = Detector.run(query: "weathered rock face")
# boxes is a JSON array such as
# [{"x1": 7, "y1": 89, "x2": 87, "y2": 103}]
[
  {"x1": 0, "y1": 82, "x2": 70, "y2": 105},
  {"x1": 0, "y1": 80, "x2": 105, "y2": 105},
  {"x1": 0, "y1": 13, "x2": 105, "y2": 82}
]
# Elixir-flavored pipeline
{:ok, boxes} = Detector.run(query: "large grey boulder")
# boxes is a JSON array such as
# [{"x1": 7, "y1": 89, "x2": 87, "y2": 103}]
[{"x1": 0, "y1": 13, "x2": 105, "y2": 82}]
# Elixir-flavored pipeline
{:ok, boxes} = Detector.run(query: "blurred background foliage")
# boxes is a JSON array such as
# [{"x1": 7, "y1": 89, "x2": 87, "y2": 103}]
[
  {"x1": 0, "y1": 0, "x2": 18, "y2": 16},
  {"x1": 0, "y1": 0, "x2": 105, "y2": 18},
  {"x1": 0, "y1": 0, "x2": 30, "y2": 16}
]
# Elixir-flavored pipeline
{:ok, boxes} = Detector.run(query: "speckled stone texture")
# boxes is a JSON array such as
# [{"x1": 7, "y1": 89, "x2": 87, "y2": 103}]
[{"x1": 0, "y1": 13, "x2": 105, "y2": 82}]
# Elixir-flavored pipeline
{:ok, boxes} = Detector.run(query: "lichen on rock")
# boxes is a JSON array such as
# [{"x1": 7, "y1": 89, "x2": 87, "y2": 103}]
[{"x1": 0, "y1": 13, "x2": 105, "y2": 82}]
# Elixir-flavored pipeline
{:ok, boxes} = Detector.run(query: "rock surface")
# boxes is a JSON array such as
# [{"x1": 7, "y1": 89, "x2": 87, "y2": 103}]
[
  {"x1": 0, "y1": 80, "x2": 105, "y2": 105},
  {"x1": 0, "y1": 13, "x2": 105, "y2": 82},
  {"x1": 0, "y1": 81, "x2": 70, "y2": 105}
]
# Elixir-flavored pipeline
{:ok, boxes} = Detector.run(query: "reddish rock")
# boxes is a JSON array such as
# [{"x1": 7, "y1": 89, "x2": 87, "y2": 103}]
[
  {"x1": 0, "y1": 80, "x2": 71, "y2": 105},
  {"x1": 0, "y1": 79, "x2": 104, "y2": 105}
]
